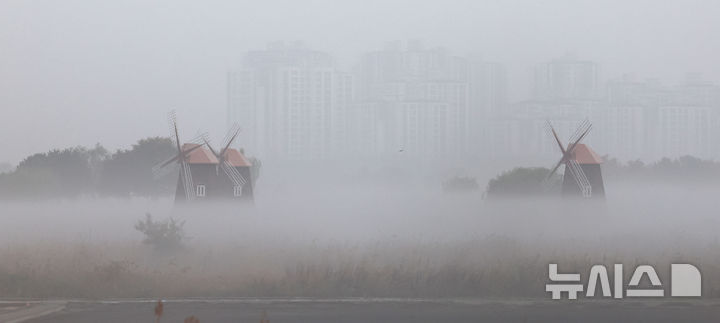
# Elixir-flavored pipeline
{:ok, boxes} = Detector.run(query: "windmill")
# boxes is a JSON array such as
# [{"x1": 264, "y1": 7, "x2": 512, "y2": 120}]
[
  {"x1": 152, "y1": 110, "x2": 212, "y2": 202},
  {"x1": 545, "y1": 119, "x2": 605, "y2": 198},
  {"x1": 202, "y1": 124, "x2": 254, "y2": 201}
]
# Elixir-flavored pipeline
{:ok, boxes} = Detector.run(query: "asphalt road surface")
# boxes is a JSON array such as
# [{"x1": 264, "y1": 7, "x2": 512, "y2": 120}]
[{"x1": 12, "y1": 298, "x2": 720, "y2": 323}]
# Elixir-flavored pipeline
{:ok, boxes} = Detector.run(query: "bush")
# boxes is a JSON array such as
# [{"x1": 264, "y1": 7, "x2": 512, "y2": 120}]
[{"x1": 134, "y1": 213, "x2": 188, "y2": 251}]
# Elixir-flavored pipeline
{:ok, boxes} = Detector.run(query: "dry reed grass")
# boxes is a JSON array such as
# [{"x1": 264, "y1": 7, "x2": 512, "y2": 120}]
[{"x1": 0, "y1": 235, "x2": 717, "y2": 299}]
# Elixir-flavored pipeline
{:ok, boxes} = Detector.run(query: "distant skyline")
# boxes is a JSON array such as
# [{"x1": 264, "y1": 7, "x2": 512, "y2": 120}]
[{"x1": 2, "y1": 0, "x2": 720, "y2": 163}]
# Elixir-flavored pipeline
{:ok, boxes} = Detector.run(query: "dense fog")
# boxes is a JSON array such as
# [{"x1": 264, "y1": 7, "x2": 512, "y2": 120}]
[
  {"x1": 1, "y1": 164, "x2": 719, "y2": 298},
  {"x1": 2, "y1": 0, "x2": 720, "y2": 303}
]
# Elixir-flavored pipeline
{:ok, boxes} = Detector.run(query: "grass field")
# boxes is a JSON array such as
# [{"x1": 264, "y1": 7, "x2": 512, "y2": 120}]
[{"x1": 1, "y1": 181, "x2": 719, "y2": 299}]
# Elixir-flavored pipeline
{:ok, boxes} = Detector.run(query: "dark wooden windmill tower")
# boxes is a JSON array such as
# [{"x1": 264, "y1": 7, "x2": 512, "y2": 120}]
[
  {"x1": 223, "y1": 147, "x2": 254, "y2": 201},
  {"x1": 151, "y1": 111, "x2": 212, "y2": 203},
  {"x1": 152, "y1": 112, "x2": 256, "y2": 204},
  {"x1": 175, "y1": 143, "x2": 220, "y2": 201},
  {"x1": 546, "y1": 119, "x2": 605, "y2": 198}
]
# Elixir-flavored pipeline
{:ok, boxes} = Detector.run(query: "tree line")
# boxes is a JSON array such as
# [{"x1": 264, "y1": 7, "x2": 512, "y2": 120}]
[
  {"x1": 0, "y1": 137, "x2": 261, "y2": 199},
  {"x1": 602, "y1": 155, "x2": 720, "y2": 183},
  {"x1": 486, "y1": 155, "x2": 720, "y2": 197}
]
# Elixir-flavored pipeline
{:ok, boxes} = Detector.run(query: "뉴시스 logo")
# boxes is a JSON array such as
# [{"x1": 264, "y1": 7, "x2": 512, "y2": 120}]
[{"x1": 546, "y1": 263, "x2": 701, "y2": 299}]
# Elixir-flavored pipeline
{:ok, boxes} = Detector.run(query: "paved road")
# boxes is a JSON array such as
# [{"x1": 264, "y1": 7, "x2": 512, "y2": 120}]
[
  {"x1": 15, "y1": 298, "x2": 720, "y2": 323},
  {"x1": 0, "y1": 302, "x2": 65, "y2": 323}
]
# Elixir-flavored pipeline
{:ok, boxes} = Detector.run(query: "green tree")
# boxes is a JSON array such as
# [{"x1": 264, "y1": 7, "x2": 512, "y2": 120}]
[
  {"x1": 1, "y1": 145, "x2": 108, "y2": 197},
  {"x1": 100, "y1": 137, "x2": 176, "y2": 197}
]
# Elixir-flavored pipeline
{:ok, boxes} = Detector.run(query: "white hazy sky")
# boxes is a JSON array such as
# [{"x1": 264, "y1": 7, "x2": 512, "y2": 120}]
[{"x1": 1, "y1": 0, "x2": 719, "y2": 163}]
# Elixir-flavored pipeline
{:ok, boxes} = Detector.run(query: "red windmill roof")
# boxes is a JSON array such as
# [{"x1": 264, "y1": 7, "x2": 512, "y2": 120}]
[
  {"x1": 181, "y1": 143, "x2": 219, "y2": 164},
  {"x1": 223, "y1": 148, "x2": 252, "y2": 167},
  {"x1": 571, "y1": 143, "x2": 603, "y2": 164}
]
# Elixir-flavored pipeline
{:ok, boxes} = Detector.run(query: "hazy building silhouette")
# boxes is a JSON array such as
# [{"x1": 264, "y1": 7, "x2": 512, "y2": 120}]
[
  {"x1": 604, "y1": 74, "x2": 718, "y2": 159},
  {"x1": 352, "y1": 41, "x2": 468, "y2": 157},
  {"x1": 490, "y1": 101, "x2": 597, "y2": 160},
  {"x1": 468, "y1": 57, "x2": 507, "y2": 118},
  {"x1": 352, "y1": 40, "x2": 506, "y2": 158},
  {"x1": 534, "y1": 55, "x2": 599, "y2": 101},
  {"x1": 656, "y1": 106, "x2": 712, "y2": 158},
  {"x1": 227, "y1": 42, "x2": 353, "y2": 160},
  {"x1": 672, "y1": 73, "x2": 720, "y2": 108},
  {"x1": 607, "y1": 75, "x2": 671, "y2": 106}
]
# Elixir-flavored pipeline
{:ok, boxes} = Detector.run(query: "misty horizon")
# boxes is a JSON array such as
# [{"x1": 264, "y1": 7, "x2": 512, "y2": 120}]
[
  {"x1": 2, "y1": 0, "x2": 720, "y2": 164},
  {"x1": 4, "y1": 3, "x2": 720, "y2": 321}
]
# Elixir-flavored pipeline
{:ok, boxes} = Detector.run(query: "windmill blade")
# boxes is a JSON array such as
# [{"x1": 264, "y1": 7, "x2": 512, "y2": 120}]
[
  {"x1": 187, "y1": 131, "x2": 208, "y2": 146},
  {"x1": 167, "y1": 110, "x2": 182, "y2": 154},
  {"x1": 167, "y1": 110, "x2": 177, "y2": 146},
  {"x1": 568, "y1": 119, "x2": 589, "y2": 143},
  {"x1": 567, "y1": 159, "x2": 592, "y2": 198},
  {"x1": 221, "y1": 124, "x2": 239, "y2": 147},
  {"x1": 547, "y1": 158, "x2": 565, "y2": 179},
  {"x1": 566, "y1": 124, "x2": 593, "y2": 155},
  {"x1": 152, "y1": 162, "x2": 179, "y2": 180},
  {"x1": 154, "y1": 109, "x2": 183, "y2": 183},
  {"x1": 203, "y1": 138, "x2": 220, "y2": 158},
  {"x1": 200, "y1": 133, "x2": 221, "y2": 159},
  {"x1": 220, "y1": 160, "x2": 247, "y2": 187},
  {"x1": 220, "y1": 124, "x2": 242, "y2": 155},
  {"x1": 222, "y1": 160, "x2": 247, "y2": 186},
  {"x1": 568, "y1": 119, "x2": 591, "y2": 147},
  {"x1": 544, "y1": 120, "x2": 568, "y2": 179},
  {"x1": 180, "y1": 160, "x2": 195, "y2": 200},
  {"x1": 221, "y1": 124, "x2": 241, "y2": 149},
  {"x1": 152, "y1": 154, "x2": 181, "y2": 179},
  {"x1": 545, "y1": 120, "x2": 566, "y2": 154},
  {"x1": 179, "y1": 142, "x2": 206, "y2": 158},
  {"x1": 175, "y1": 132, "x2": 209, "y2": 162},
  {"x1": 542, "y1": 156, "x2": 566, "y2": 191},
  {"x1": 157, "y1": 153, "x2": 183, "y2": 168}
]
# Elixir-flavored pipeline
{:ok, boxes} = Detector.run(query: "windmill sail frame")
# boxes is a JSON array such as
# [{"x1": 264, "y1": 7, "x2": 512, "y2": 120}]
[{"x1": 545, "y1": 119, "x2": 596, "y2": 198}]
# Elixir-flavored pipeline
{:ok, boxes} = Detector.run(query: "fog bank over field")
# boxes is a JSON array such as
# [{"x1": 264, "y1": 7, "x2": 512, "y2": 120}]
[
  {"x1": 2, "y1": 170, "x2": 719, "y2": 245},
  {"x1": 1, "y1": 169, "x2": 719, "y2": 298}
]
